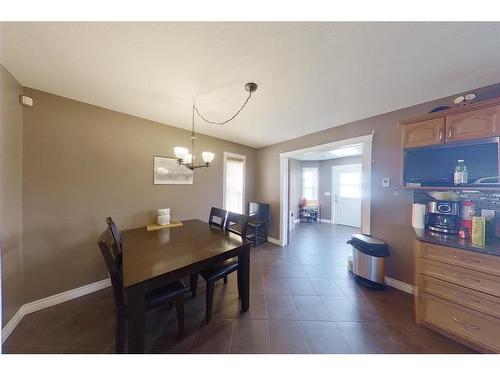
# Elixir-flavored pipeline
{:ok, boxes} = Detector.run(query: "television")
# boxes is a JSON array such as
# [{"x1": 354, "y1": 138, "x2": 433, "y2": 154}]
[{"x1": 403, "y1": 137, "x2": 500, "y2": 186}]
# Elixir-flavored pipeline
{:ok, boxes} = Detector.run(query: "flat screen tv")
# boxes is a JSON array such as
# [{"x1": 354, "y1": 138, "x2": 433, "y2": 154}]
[{"x1": 403, "y1": 137, "x2": 499, "y2": 186}]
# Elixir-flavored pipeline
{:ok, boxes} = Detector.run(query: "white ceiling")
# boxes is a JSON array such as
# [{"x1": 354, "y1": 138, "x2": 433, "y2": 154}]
[{"x1": 2, "y1": 22, "x2": 500, "y2": 148}]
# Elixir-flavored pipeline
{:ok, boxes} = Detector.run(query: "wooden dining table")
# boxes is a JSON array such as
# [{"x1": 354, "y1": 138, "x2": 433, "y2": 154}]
[{"x1": 121, "y1": 219, "x2": 251, "y2": 353}]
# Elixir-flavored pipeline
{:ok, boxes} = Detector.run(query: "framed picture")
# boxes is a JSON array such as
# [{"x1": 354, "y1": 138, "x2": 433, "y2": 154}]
[{"x1": 153, "y1": 156, "x2": 193, "y2": 185}]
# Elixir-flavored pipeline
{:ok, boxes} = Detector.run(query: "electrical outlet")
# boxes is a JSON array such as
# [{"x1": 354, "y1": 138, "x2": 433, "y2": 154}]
[{"x1": 382, "y1": 178, "x2": 390, "y2": 187}]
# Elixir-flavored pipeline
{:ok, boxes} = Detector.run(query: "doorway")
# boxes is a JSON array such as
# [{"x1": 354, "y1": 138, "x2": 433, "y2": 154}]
[
  {"x1": 332, "y1": 164, "x2": 362, "y2": 228},
  {"x1": 279, "y1": 134, "x2": 373, "y2": 246}
]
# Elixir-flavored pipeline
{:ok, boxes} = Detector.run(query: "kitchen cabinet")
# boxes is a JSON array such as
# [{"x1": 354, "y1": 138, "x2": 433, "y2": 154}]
[
  {"x1": 446, "y1": 105, "x2": 500, "y2": 142},
  {"x1": 401, "y1": 117, "x2": 445, "y2": 148},
  {"x1": 414, "y1": 240, "x2": 500, "y2": 353}
]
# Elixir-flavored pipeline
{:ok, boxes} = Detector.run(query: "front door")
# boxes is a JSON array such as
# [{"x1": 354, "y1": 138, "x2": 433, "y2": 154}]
[{"x1": 332, "y1": 164, "x2": 362, "y2": 228}]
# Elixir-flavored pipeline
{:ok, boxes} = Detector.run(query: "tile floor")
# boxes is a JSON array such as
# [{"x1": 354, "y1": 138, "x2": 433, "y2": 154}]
[{"x1": 3, "y1": 223, "x2": 475, "y2": 354}]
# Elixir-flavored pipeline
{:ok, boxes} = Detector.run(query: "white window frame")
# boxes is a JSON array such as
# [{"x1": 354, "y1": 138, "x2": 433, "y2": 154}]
[
  {"x1": 222, "y1": 152, "x2": 246, "y2": 214},
  {"x1": 302, "y1": 167, "x2": 319, "y2": 201}
]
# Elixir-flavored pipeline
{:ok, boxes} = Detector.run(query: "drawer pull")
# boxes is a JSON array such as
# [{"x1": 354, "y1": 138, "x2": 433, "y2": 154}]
[
  {"x1": 452, "y1": 292, "x2": 481, "y2": 304},
  {"x1": 452, "y1": 255, "x2": 480, "y2": 263},
  {"x1": 450, "y1": 316, "x2": 480, "y2": 330},
  {"x1": 451, "y1": 273, "x2": 480, "y2": 283}
]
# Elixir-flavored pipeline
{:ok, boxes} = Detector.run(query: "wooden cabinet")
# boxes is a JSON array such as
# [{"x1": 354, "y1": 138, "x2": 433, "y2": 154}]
[
  {"x1": 414, "y1": 240, "x2": 500, "y2": 353},
  {"x1": 401, "y1": 117, "x2": 445, "y2": 148},
  {"x1": 446, "y1": 105, "x2": 500, "y2": 142}
]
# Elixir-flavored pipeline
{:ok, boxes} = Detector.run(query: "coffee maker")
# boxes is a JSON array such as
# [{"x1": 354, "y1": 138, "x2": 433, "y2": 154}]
[{"x1": 426, "y1": 201, "x2": 461, "y2": 234}]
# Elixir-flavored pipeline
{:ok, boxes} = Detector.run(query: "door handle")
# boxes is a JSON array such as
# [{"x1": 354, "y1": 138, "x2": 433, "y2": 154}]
[
  {"x1": 448, "y1": 128, "x2": 453, "y2": 139},
  {"x1": 439, "y1": 129, "x2": 444, "y2": 141}
]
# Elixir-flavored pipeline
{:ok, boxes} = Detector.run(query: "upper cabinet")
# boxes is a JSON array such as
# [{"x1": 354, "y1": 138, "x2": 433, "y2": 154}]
[
  {"x1": 401, "y1": 117, "x2": 445, "y2": 148},
  {"x1": 401, "y1": 101, "x2": 500, "y2": 149},
  {"x1": 446, "y1": 105, "x2": 500, "y2": 142}
]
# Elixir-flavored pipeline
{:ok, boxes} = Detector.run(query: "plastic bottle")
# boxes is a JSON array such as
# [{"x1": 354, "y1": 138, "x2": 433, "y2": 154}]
[{"x1": 454, "y1": 159, "x2": 468, "y2": 185}]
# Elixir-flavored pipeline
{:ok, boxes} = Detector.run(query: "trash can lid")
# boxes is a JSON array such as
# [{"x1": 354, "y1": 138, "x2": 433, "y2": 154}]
[{"x1": 347, "y1": 234, "x2": 390, "y2": 257}]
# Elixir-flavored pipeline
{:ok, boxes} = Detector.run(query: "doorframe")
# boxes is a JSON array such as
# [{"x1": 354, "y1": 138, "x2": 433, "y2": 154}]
[
  {"x1": 279, "y1": 133, "x2": 373, "y2": 246},
  {"x1": 222, "y1": 151, "x2": 246, "y2": 214},
  {"x1": 331, "y1": 163, "x2": 362, "y2": 226}
]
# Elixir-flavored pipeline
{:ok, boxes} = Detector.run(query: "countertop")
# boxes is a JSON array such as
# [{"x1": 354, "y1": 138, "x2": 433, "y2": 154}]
[{"x1": 414, "y1": 228, "x2": 500, "y2": 257}]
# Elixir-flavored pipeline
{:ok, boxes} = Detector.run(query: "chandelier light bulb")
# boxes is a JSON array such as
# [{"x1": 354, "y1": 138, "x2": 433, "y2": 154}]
[
  {"x1": 202, "y1": 152, "x2": 215, "y2": 164},
  {"x1": 174, "y1": 147, "x2": 189, "y2": 160}
]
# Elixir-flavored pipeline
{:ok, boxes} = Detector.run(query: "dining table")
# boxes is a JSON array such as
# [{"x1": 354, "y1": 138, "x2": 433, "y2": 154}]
[{"x1": 121, "y1": 219, "x2": 251, "y2": 353}]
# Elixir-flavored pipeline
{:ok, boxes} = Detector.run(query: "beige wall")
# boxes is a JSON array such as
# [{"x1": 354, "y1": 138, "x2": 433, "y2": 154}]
[
  {"x1": 256, "y1": 83, "x2": 500, "y2": 284},
  {"x1": 0, "y1": 65, "x2": 24, "y2": 326},
  {"x1": 22, "y1": 88, "x2": 256, "y2": 303}
]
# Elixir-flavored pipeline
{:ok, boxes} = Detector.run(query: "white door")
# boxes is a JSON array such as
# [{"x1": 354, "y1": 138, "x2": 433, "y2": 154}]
[{"x1": 332, "y1": 164, "x2": 362, "y2": 227}]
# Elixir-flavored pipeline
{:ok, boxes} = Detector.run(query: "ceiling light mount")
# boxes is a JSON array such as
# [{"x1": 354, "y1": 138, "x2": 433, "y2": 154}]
[{"x1": 244, "y1": 82, "x2": 258, "y2": 93}]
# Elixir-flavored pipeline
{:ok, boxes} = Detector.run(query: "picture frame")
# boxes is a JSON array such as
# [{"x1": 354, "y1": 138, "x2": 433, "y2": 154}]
[{"x1": 153, "y1": 155, "x2": 193, "y2": 185}]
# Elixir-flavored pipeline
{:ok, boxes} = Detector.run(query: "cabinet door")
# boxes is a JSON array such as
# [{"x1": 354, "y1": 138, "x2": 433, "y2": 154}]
[
  {"x1": 401, "y1": 117, "x2": 445, "y2": 148},
  {"x1": 446, "y1": 105, "x2": 500, "y2": 142}
]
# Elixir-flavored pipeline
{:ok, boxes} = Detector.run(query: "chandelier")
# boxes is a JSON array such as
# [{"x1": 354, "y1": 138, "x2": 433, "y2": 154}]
[{"x1": 174, "y1": 82, "x2": 258, "y2": 171}]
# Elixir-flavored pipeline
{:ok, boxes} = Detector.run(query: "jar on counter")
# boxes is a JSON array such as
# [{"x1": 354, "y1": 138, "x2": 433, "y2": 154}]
[{"x1": 460, "y1": 201, "x2": 476, "y2": 229}]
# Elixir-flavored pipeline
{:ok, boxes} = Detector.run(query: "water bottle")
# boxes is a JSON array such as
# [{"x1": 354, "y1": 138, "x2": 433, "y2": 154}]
[{"x1": 454, "y1": 159, "x2": 468, "y2": 185}]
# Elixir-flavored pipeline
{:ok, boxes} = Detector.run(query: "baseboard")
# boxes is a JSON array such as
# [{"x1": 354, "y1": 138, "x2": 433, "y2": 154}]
[
  {"x1": 384, "y1": 276, "x2": 414, "y2": 295},
  {"x1": 267, "y1": 237, "x2": 283, "y2": 246},
  {"x1": 2, "y1": 278, "x2": 111, "y2": 344},
  {"x1": 320, "y1": 219, "x2": 332, "y2": 223}
]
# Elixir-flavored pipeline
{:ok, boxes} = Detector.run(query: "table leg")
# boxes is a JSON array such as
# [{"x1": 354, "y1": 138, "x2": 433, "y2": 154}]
[
  {"x1": 238, "y1": 245, "x2": 250, "y2": 311},
  {"x1": 127, "y1": 284, "x2": 146, "y2": 353}
]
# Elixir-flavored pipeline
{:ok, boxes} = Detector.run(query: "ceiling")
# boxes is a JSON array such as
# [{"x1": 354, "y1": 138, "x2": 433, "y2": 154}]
[
  {"x1": 291, "y1": 144, "x2": 363, "y2": 161},
  {"x1": 2, "y1": 22, "x2": 500, "y2": 148}
]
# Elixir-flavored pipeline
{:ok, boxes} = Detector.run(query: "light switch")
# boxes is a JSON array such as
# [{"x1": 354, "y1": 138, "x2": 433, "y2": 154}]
[{"x1": 382, "y1": 178, "x2": 390, "y2": 187}]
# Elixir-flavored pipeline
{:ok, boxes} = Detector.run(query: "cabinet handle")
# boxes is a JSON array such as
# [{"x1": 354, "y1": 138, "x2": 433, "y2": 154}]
[
  {"x1": 452, "y1": 255, "x2": 480, "y2": 263},
  {"x1": 450, "y1": 316, "x2": 479, "y2": 330},
  {"x1": 452, "y1": 292, "x2": 481, "y2": 303},
  {"x1": 448, "y1": 128, "x2": 452, "y2": 139},
  {"x1": 451, "y1": 273, "x2": 480, "y2": 283},
  {"x1": 439, "y1": 129, "x2": 444, "y2": 141}
]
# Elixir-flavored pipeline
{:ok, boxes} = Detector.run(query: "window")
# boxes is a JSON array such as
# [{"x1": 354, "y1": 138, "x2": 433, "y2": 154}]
[
  {"x1": 223, "y1": 153, "x2": 246, "y2": 214},
  {"x1": 302, "y1": 167, "x2": 318, "y2": 201},
  {"x1": 339, "y1": 171, "x2": 361, "y2": 198}
]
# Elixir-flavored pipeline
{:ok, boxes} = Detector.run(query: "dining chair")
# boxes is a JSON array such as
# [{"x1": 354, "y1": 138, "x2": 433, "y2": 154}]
[
  {"x1": 197, "y1": 211, "x2": 250, "y2": 323},
  {"x1": 189, "y1": 207, "x2": 228, "y2": 297},
  {"x1": 97, "y1": 229, "x2": 186, "y2": 353},
  {"x1": 106, "y1": 217, "x2": 122, "y2": 260},
  {"x1": 246, "y1": 202, "x2": 271, "y2": 247},
  {"x1": 208, "y1": 207, "x2": 227, "y2": 230}
]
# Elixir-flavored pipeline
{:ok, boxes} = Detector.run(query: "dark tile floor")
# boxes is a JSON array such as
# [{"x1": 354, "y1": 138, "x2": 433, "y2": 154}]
[{"x1": 3, "y1": 223, "x2": 476, "y2": 354}]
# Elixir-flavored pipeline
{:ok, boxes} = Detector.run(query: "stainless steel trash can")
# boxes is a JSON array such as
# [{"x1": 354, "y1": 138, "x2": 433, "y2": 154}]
[{"x1": 347, "y1": 234, "x2": 389, "y2": 289}]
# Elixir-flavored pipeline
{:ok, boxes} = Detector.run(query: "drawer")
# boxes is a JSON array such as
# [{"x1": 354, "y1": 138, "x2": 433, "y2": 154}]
[
  {"x1": 421, "y1": 293, "x2": 500, "y2": 352},
  {"x1": 419, "y1": 258, "x2": 500, "y2": 297},
  {"x1": 418, "y1": 274, "x2": 500, "y2": 319},
  {"x1": 420, "y1": 242, "x2": 500, "y2": 277}
]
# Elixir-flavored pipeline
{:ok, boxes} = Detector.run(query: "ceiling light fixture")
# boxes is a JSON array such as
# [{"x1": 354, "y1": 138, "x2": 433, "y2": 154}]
[{"x1": 174, "y1": 82, "x2": 258, "y2": 171}]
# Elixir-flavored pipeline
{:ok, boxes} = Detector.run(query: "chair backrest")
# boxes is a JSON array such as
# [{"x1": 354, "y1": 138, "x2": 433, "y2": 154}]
[
  {"x1": 225, "y1": 211, "x2": 250, "y2": 240},
  {"x1": 247, "y1": 202, "x2": 271, "y2": 224},
  {"x1": 106, "y1": 217, "x2": 122, "y2": 260},
  {"x1": 97, "y1": 230, "x2": 125, "y2": 313},
  {"x1": 208, "y1": 207, "x2": 227, "y2": 230}
]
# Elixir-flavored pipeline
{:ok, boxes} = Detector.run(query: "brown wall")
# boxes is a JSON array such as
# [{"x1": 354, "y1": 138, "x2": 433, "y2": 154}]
[
  {"x1": 22, "y1": 88, "x2": 256, "y2": 303},
  {"x1": 0, "y1": 65, "x2": 24, "y2": 326},
  {"x1": 256, "y1": 83, "x2": 500, "y2": 284}
]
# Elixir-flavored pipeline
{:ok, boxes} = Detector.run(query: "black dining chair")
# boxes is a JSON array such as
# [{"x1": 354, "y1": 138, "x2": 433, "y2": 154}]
[
  {"x1": 208, "y1": 207, "x2": 227, "y2": 230},
  {"x1": 195, "y1": 211, "x2": 250, "y2": 323},
  {"x1": 106, "y1": 217, "x2": 122, "y2": 259},
  {"x1": 97, "y1": 228, "x2": 186, "y2": 353},
  {"x1": 246, "y1": 202, "x2": 271, "y2": 247}
]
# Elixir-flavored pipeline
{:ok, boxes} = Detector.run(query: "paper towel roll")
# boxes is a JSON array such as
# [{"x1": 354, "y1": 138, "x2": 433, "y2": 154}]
[{"x1": 412, "y1": 203, "x2": 426, "y2": 229}]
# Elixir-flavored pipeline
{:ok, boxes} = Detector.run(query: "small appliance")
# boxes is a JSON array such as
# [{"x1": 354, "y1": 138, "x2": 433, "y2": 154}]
[{"x1": 426, "y1": 201, "x2": 461, "y2": 234}]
